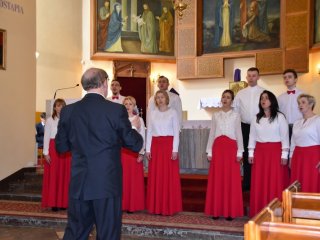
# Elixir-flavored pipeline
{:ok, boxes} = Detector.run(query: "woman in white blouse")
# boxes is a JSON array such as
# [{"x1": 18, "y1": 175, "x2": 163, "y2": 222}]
[
  {"x1": 205, "y1": 90, "x2": 244, "y2": 221},
  {"x1": 122, "y1": 96, "x2": 146, "y2": 213},
  {"x1": 41, "y1": 98, "x2": 71, "y2": 211},
  {"x1": 290, "y1": 94, "x2": 320, "y2": 192},
  {"x1": 249, "y1": 90, "x2": 289, "y2": 217},
  {"x1": 146, "y1": 90, "x2": 182, "y2": 216}
]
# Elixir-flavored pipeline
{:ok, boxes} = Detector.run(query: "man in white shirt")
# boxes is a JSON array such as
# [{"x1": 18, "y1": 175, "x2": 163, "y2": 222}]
[
  {"x1": 277, "y1": 69, "x2": 303, "y2": 139},
  {"x1": 107, "y1": 80, "x2": 125, "y2": 104},
  {"x1": 147, "y1": 76, "x2": 183, "y2": 128},
  {"x1": 233, "y1": 67, "x2": 265, "y2": 191}
]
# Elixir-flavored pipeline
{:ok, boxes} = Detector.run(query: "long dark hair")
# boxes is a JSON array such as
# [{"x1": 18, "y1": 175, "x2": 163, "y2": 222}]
[{"x1": 256, "y1": 90, "x2": 282, "y2": 123}]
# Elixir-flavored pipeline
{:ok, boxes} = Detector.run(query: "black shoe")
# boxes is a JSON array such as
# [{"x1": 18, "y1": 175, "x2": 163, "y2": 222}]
[
  {"x1": 59, "y1": 208, "x2": 67, "y2": 210},
  {"x1": 51, "y1": 207, "x2": 59, "y2": 212},
  {"x1": 126, "y1": 211, "x2": 134, "y2": 214},
  {"x1": 212, "y1": 216, "x2": 219, "y2": 220},
  {"x1": 225, "y1": 217, "x2": 234, "y2": 221}
]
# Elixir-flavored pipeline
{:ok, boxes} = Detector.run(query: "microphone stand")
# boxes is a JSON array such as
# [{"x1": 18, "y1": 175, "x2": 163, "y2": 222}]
[{"x1": 53, "y1": 84, "x2": 79, "y2": 99}]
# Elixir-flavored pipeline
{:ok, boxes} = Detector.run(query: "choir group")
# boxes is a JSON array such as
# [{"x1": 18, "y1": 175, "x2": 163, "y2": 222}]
[{"x1": 40, "y1": 68, "x2": 320, "y2": 221}]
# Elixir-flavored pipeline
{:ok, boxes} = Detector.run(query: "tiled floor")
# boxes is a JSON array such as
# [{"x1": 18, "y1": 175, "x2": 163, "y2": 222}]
[{"x1": 0, "y1": 225, "x2": 169, "y2": 240}]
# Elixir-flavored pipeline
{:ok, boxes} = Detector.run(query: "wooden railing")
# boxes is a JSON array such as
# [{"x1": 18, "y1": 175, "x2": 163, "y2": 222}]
[
  {"x1": 244, "y1": 198, "x2": 282, "y2": 240},
  {"x1": 245, "y1": 181, "x2": 320, "y2": 240},
  {"x1": 258, "y1": 222, "x2": 320, "y2": 240},
  {"x1": 282, "y1": 181, "x2": 320, "y2": 226}
]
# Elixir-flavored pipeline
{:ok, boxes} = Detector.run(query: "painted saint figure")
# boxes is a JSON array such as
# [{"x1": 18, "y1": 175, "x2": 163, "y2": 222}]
[
  {"x1": 242, "y1": 1, "x2": 270, "y2": 42},
  {"x1": 97, "y1": 0, "x2": 110, "y2": 50},
  {"x1": 138, "y1": 4, "x2": 158, "y2": 54},
  {"x1": 105, "y1": 3, "x2": 127, "y2": 52},
  {"x1": 214, "y1": 0, "x2": 234, "y2": 47},
  {"x1": 220, "y1": 0, "x2": 232, "y2": 47},
  {"x1": 316, "y1": 2, "x2": 320, "y2": 43},
  {"x1": 156, "y1": 7, "x2": 174, "y2": 53}
]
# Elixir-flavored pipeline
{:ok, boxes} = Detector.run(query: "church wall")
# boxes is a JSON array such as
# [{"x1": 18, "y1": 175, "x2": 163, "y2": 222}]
[
  {"x1": 0, "y1": 0, "x2": 36, "y2": 180},
  {"x1": 36, "y1": 0, "x2": 83, "y2": 112}
]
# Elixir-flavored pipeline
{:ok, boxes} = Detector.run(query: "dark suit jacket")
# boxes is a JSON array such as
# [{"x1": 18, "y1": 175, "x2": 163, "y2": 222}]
[
  {"x1": 55, "y1": 93, "x2": 143, "y2": 201},
  {"x1": 35, "y1": 122, "x2": 45, "y2": 148}
]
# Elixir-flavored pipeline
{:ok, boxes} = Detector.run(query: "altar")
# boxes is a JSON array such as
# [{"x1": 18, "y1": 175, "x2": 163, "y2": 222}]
[{"x1": 179, "y1": 120, "x2": 211, "y2": 170}]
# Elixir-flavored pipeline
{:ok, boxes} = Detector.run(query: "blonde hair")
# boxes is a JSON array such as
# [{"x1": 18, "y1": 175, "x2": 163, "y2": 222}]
[
  {"x1": 154, "y1": 90, "x2": 169, "y2": 107},
  {"x1": 298, "y1": 94, "x2": 316, "y2": 110},
  {"x1": 123, "y1": 96, "x2": 136, "y2": 106}
]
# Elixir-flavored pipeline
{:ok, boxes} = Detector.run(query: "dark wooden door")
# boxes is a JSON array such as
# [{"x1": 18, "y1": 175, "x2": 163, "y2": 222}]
[{"x1": 117, "y1": 77, "x2": 147, "y2": 124}]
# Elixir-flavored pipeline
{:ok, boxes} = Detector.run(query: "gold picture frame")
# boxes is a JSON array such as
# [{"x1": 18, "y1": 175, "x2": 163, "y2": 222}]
[{"x1": 0, "y1": 29, "x2": 6, "y2": 70}]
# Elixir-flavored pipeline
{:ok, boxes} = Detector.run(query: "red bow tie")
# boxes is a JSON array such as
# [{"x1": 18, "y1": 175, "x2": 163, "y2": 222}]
[
  {"x1": 112, "y1": 96, "x2": 119, "y2": 100},
  {"x1": 287, "y1": 90, "x2": 295, "y2": 94}
]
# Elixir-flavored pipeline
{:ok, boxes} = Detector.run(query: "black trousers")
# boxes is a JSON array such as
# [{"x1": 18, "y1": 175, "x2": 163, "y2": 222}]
[
  {"x1": 241, "y1": 122, "x2": 251, "y2": 191},
  {"x1": 63, "y1": 196, "x2": 122, "y2": 240}
]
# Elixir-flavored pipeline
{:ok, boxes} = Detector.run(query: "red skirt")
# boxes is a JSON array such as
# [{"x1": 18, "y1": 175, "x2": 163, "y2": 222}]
[
  {"x1": 205, "y1": 136, "x2": 243, "y2": 218},
  {"x1": 291, "y1": 145, "x2": 320, "y2": 193},
  {"x1": 146, "y1": 136, "x2": 182, "y2": 216},
  {"x1": 41, "y1": 139, "x2": 71, "y2": 208},
  {"x1": 250, "y1": 142, "x2": 289, "y2": 217},
  {"x1": 121, "y1": 148, "x2": 145, "y2": 212}
]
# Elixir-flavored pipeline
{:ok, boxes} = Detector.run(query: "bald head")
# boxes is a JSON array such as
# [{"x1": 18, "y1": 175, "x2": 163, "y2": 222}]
[{"x1": 81, "y1": 68, "x2": 108, "y2": 91}]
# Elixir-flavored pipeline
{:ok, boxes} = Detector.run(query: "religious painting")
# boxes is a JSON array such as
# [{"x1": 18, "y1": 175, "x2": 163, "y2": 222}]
[
  {"x1": 202, "y1": 0, "x2": 280, "y2": 54},
  {"x1": 0, "y1": 29, "x2": 6, "y2": 70},
  {"x1": 315, "y1": 0, "x2": 320, "y2": 44},
  {"x1": 91, "y1": 0, "x2": 175, "y2": 62}
]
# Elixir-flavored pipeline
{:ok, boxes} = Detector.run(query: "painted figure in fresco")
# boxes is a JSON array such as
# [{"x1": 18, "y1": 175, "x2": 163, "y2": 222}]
[
  {"x1": 138, "y1": 3, "x2": 158, "y2": 54},
  {"x1": 316, "y1": 2, "x2": 320, "y2": 43},
  {"x1": 97, "y1": 0, "x2": 110, "y2": 50},
  {"x1": 214, "y1": 0, "x2": 234, "y2": 47},
  {"x1": 220, "y1": 0, "x2": 232, "y2": 47},
  {"x1": 242, "y1": 0, "x2": 270, "y2": 42},
  {"x1": 105, "y1": 3, "x2": 127, "y2": 52},
  {"x1": 257, "y1": 0, "x2": 268, "y2": 34},
  {"x1": 156, "y1": 6, "x2": 174, "y2": 53}
]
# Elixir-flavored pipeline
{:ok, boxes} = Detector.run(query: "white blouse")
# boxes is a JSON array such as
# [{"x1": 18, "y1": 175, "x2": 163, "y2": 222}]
[
  {"x1": 129, "y1": 116, "x2": 146, "y2": 154},
  {"x1": 248, "y1": 113, "x2": 289, "y2": 158},
  {"x1": 206, "y1": 109, "x2": 244, "y2": 157},
  {"x1": 43, "y1": 116, "x2": 59, "y2": 155},
  {"x1": 146, "y1": 108, "x2": 180, "y2": 152},
  {"x1": 147, "y1": 91, "x2": 183, "y2": 129},
  {"x1": 290, "y1": 115, "x2": 320, "y2": 157}
]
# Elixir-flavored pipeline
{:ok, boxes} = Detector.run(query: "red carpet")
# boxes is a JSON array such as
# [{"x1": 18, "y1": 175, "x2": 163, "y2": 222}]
[{"x1": 0, "y1": 200, "x2": 246, "y2": 233}]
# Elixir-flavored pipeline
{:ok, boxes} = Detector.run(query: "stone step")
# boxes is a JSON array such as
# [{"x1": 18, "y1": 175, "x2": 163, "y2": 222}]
[
  {"x1": 0, "y1": 192, "x2": 41, "y2": 201},
  {"x1": 0, "y1": 215, "x2": 244, "y2": 240}
]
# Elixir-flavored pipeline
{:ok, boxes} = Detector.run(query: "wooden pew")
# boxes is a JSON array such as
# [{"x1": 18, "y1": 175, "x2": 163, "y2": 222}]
[
  {"x1": 258, "y1": 222, "x2": 320, "y2": 240},
  {"x1": 244, "y1": 198, "x2": 282, "y2": 240},
  {"x1": 282, "y1": 181, "x2": 320, "y2": 225}
]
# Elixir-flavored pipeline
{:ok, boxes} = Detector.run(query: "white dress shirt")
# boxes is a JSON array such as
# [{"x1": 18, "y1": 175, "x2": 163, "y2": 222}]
[
  {"x1": 43, "y1": 117, "x2": 59, "y2": 155},
  {"x1": 129, "y1": 116, "x2": 146, "y2": 154},
  {"x1": 146, "y1": 108, "x2": 180, "y2": 152},
  {"x1": 290, "y1": 115, "x2": 320, "y2": 157},
  {"x1": 147, "y1": 91, "x2": 183, "y2": 128},
  {"x1": 248, "y1": 113, "x2": 289, "y2": 158},
  {"x1": 277, "y1": 88, "x2": 303, "y2": 124},
  {"x1": 107, "y1": 94, "x2": 125, "y2": 104},
  {"x1": 206, "y1": 109, "x2": 244, "y2": 157},
  {"x1": 234, "y1": 85, "x2": 265, "y2": 124}
]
